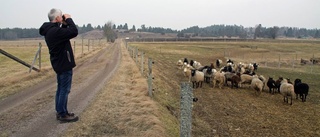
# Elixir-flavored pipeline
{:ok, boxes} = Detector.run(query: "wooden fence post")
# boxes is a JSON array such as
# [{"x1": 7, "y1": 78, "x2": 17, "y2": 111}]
[
  {"x1": 39, "y1": 43, "x2": 41, "y2": 70},
  {"x1": 29, "y1": 43, "x2": 42, "y2": 73}
]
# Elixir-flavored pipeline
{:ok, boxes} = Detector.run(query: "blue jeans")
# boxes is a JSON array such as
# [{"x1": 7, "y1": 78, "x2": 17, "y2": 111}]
[{"x1": 55, "y1": 70, "x2": 73, "y2": 117}]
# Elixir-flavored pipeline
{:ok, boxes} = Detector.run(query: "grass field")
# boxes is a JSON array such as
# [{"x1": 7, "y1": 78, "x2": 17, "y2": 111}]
[
  {"x1": 0, "y1": 38, "x2": 107, "y2": 99},
  {"x1": 128, "y1": 39, "x2": 320, "y2": 137},
  {"x1": 1, "y1": 39, "x2": 320, "y2": 136}
]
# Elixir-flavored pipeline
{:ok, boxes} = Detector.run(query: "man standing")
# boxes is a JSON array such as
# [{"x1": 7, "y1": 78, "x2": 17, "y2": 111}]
[{"x1": 39, "y1": 8, "x2": 78, "y2": 122}]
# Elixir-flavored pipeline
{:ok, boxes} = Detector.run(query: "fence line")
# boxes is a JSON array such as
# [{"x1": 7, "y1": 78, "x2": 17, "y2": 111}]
[
  {"x1": 126, "y1": 42, "x2": 154, "y2": 97},
  {"x1": 125, "y1": 41, "x2": 197, "y2": 136}
]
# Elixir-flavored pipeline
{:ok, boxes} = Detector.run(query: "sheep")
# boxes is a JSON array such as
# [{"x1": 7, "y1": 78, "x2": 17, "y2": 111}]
[
  {"x1": 239, "y1": 74, "x2": 254, "y2": 88},
  {"x1": 253, "y1": 63, "x2": 259, "y2": 71},
  {"x1": 286, "y1": 78, "x2": 293, "y2": 85},
  {"x1": 267, "y1": 77, "x2": 277, "y2": 94},
  {"x1": 294, "y1": 79, "x2": 309, "y2": 102},
  {"x1": 190, "y1": 60, "x2": 194, "y2": 67},
  {"x1": 183, "y1": 64, "x2": 192, "y2": 82},
  {"x1": 258, "y1": 75, "x2": 267, "y2": 91},
  {"x1": 212, "y1": 72, "x2": 225, "y2": 89},
  {"x1": 190, "y1": 69, "x2": 205, "y2": 88},
  {"x1": 230, "y1": 73, "x2": 241, "y2": 88},
  {"x1": 280, "y1": 79, "x2": 295, "y2": 105},
  {"x1": 226, "y1": 59, "x2": 234, "y2": 64},
  {"x1": 236, "y1": 66, "x2": 246, "y2": 75},
  {"x1": 275, "y1": 77, "x2": 284, "y2": 93},
  {"x1": 216, "y1": 59, "x2": 222, "y2": 68},
  {"x1": 202, "y1": 67, "x2": 216, "y2": 83},
  {"x1": 300, "y1": 58, "x2": 312, "y2": 65},
  {"x1": 193, "y1": 61, "x2": 203, "y2": 70},
  {"x1": 198, "y1": 63, "x2": 214, "y2": 71},
  {"x1": 220, "y1": 65, "x2": 234, "y2": 73},
  {"x1": 246, "y1": 63, "x2": 255, "y2": 73},
  {"x1": 251, "y1": 76, "x2": 264, "y2": 95},
  {"x1": 183, "y1": 58, "x2": 189, "y2": 64},
  {"x1": 176, "y1": 59, "x2": 184, "y2": 69},
  {"x1": 243, "y1": 70, "x2": 256, "y2": 76},
  {"x1": 224, "y1": 72, "x2": 235, "y2": 86}
]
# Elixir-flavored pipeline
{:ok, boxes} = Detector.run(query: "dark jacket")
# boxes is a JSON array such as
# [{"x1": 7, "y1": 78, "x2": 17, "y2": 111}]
[{"x1": 39, "y1": 18, "x2": 78, "y2": 74}]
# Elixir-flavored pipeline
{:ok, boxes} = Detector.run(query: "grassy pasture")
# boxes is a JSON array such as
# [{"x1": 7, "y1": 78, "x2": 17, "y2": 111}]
[
  {"x1": 0, "y1": 38, "x2": 107, "y2": 99},
  {"x1": 129, "y1": 40, "x2": 320, "y2": 137}
]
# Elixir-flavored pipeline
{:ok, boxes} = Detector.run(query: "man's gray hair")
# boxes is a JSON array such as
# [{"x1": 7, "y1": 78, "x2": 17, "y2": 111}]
[{"x1": 48, "y1": 8, "x2": 62, "y2": 22}]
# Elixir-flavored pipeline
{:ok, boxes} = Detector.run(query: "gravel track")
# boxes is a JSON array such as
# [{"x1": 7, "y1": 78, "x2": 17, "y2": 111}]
[{"x1": 0, "y1": 40, "x2": 121, "y2": 137}]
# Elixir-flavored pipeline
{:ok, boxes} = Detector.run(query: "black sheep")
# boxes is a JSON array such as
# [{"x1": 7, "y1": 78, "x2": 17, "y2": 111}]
[
  {"x1": 275, "y1": 77, "x2": 283, "y2": 93},
  {"x1": 221, "y1": 66, "x2": 233, "y2": 73},
  {"x1": 294, "y1": 79, "x2": 309, "y2": 102},
  {"x1": 227, "y1": 59, "x2": 234, "y2": 65},
  {"x1": 183, "y1": 58, "x2": 189, "y2": 64},
  {"x1": 267, "y1": 77, "x2": 277, "y2": 94},
  {"x1": 253, "y1": 63, "x2": 259, "y2": 71},
  {"x1": 216, "y1": 59, "x2": 221, "y2": 68},
  {"x1": 190, "y1": 60, "x2": 194, "y2": 67}
]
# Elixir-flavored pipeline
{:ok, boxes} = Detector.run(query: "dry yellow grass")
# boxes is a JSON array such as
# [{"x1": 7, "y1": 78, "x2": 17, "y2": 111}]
[
  {"x1": 129, "y1": 40, "x2": 320, "y2": 137},
  {"x1": 64, "y1": 40, "x2": 167, "y2": 137}
]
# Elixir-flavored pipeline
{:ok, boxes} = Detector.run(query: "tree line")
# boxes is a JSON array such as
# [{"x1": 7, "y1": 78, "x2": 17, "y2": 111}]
[
  {"x1": 0, "y1": 24, "x2": 101, "y2": 40},
  {"x1": 1, "y1": 23, "x2": 319, "y2": 40}
]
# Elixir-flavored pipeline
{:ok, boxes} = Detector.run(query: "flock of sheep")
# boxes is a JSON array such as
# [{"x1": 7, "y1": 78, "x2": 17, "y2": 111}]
[{"x1": 176, "y1": 58, "x2": 309, "y2": 105}]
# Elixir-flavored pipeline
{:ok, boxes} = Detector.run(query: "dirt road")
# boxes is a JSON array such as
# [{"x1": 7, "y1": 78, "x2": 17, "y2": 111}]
[{"x1": 0, "y1": 39, "x2": 121, "y2": 136}]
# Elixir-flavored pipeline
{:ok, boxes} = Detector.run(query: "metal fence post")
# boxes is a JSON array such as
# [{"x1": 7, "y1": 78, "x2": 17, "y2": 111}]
[
  {"x1": 135, "y1": 47, "x2": 138, "y2": 63},
  {"x1": 141, "y1": 52, "x2": 144, "y2": 75},
  {"x1": 278, "y1": 54, "x2": 281, "y2": 68},
  {"x1": 180, "y1": 82, "x2": 193, "y2": 137},
  {"x1": 82, "y1": 38, "x2": 84, "y2": 55},
  {"x1": 88, "y1": 39, "x2": 90, "y2": 51},
  {"x1": 148, "y1": 58, "x2": 153, "y2": 97}
]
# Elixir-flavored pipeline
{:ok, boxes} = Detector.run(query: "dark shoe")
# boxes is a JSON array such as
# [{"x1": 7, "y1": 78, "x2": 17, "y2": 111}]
[
  {"x1": 56, "y1": 112, "x2": 75, "y2": 120},
  {"x1": 58, "y1": 115, "x2": 79, "y2": 123}
]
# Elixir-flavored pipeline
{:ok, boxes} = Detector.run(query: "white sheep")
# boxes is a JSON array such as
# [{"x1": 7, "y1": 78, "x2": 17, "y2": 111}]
[
  {"x1": 251, "y1": 76, "x2": 264, "y2": 95},
  {"x1": 239, "y1": 74, "x2": 254, "y2": 88},
  {"x1": 190, "y1": 69, "x2": 205, "y2": 88},
  {"x1": 192, "y1": 61, "x2": 203, "y2": 70},
  {"x1": 280, "y1": 79, "x2": 295, "y2": 105},
  {"x1": 202, "y1": 67, "x2": 217, "y2": 83},
  {"x1": 213, "y1": 72, "x2": 225, "y2": 89},
  {"x1": 176, "y1": 59, "x2": 184, "y2": 69},
  {"x1": 258, "y1": 75, "x2": 267, "y2": 91},
  {"x1": 183, "y1": 64, "x2": 192, "y2": 82}
]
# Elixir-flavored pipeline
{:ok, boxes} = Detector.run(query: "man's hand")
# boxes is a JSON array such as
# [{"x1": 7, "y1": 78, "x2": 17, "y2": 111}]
[
  {"x1": 63, "y1": 14, "x2": 71, "y2": 20},
  {"x1": 62, "y1": 14, "x2": 71, "y2": 25}
]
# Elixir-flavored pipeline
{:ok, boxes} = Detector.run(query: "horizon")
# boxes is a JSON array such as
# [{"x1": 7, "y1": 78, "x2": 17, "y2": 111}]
[{"x1": 1, "y1": 0, "x2": 319, "y2": 30}]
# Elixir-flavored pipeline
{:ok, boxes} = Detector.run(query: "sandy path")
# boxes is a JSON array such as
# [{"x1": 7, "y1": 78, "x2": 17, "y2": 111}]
[{"x1": 0, "y1": 40, "x2": 121, "y2": 136}]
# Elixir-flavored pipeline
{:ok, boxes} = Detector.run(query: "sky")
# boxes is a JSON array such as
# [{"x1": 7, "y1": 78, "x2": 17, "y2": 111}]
[{"x1": 0, "y1": 0, "x2": 319, "y2": 30}]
